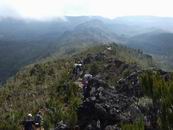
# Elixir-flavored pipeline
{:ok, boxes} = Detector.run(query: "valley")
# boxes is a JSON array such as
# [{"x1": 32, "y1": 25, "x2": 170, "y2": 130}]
[{"x1": 1, "y1": 16, "x2": 173, "y2": 83}]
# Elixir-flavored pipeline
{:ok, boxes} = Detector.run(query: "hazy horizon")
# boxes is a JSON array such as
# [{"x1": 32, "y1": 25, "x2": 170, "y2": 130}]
[{"x1": 1, "y1": 0, "x2": 173, "y2": 20}]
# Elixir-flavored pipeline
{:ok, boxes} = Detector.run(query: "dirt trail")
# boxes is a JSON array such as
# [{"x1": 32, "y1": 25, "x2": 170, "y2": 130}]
[{"x1": 74, "y1": 78, "x2": 83, "y2": 88}]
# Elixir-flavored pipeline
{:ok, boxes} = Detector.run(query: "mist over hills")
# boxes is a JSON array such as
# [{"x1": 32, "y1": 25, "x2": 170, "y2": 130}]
[
  {"x1": 1, "y1": 15, "x2": 173, "y2": 129},
  {"x1": 127, "y1": 31, "x2": 173, "y2": 55},
  {"x1": 0, "y1": 16, "x2": 173, "y2": 83}
]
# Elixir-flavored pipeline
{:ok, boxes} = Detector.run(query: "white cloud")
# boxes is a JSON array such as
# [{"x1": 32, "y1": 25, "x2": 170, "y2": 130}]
[
  {"x1": 88, "y1": 0, "x2": 173, "y2": 18},
  {"x1": 0, "y1": 0, "x2": 173, "y2": 19}
]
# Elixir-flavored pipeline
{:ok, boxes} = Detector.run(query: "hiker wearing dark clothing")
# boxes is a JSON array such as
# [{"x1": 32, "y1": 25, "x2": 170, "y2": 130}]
[
  {"x1": 83, "y1": 74, "x2": 93, "y2": 99},
  {"x1": 34, "y1": 111, "x2": 43, "y2": 130},
  {"x1": 82, "y1": 79, "x2": 89, "y2": 98},
  {"x1": 73, "y1": 64, "x2": 82, "y2": 78},
  {"x1": 22, "y1": 114, "x2": 34, "y2": 130}
]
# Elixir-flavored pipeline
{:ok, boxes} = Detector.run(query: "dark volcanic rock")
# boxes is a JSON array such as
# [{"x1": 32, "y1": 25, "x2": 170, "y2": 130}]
[
  {"x1": 71, "y1": 52, "x2": 165, "y2": 130},
  {"x1": 116, "y1": 71, "x2": 143, "y2": 97},
  {"x1": 55, "y1": 121, "x2": 70, "y2": 130},
  {"x1": 77, "y1": 76, "x2": 143, "y2": 130}
]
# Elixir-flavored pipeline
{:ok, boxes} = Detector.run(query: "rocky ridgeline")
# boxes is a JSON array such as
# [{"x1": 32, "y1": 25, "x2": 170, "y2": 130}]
[
  {"x1": 55, "y1": 50, "x2": 171, "y2": 130},
  {"x1": 77, "y1": 72, "x2": 144, "y2": 130}
]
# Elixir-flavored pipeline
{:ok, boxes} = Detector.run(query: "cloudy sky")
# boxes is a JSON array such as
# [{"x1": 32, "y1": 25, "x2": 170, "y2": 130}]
[{"x1": 0, "y1": 0, "x2": 173, "y2": 19}]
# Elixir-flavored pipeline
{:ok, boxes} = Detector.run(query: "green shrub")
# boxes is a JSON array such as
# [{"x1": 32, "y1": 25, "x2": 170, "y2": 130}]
[
  {"x1": 141, "y1": 71, "x2": 173, "y2": 130},
  {"x1": 121, "y1": 119, "x2": 144, "y2": 130}
]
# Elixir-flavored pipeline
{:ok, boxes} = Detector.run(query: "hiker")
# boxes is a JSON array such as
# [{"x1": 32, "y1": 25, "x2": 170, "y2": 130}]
[
  {"x1": 82, "y1": 77, "x2": 89, "y2": 98},
  {"x1": 83, "y1": 74, "x2": 93, "y2": 98},
  {"x1": 83, "y1": 74, "x2": 93, "y2": 87},
  {"x1": 22, "y1": 114, "x2": 34, "y2": 130},
  {"x1": 73, "y1": 63, "x2": 82, "y2": 78},
  {"x1": 34, "y1": 111, "x2": 43, "y2": 130}
]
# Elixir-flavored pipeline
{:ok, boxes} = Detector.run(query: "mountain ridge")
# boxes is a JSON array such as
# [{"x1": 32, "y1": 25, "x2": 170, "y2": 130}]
[
  {"x1": 1, "y1": 16, "x2": 173, "y2": 83},
  {"x1": 0, "y1": 43, "x2": 172, "y2": 130}
]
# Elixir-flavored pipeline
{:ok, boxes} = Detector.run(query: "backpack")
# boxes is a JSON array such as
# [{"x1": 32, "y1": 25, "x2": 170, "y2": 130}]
[{"x1": 34, "y1": 114, "x2": 41, "y2": 126}]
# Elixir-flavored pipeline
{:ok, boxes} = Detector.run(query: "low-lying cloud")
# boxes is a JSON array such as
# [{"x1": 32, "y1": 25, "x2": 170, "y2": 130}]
[{"x1": 0, "y1": 0, "x2": 173, "y2": 20}]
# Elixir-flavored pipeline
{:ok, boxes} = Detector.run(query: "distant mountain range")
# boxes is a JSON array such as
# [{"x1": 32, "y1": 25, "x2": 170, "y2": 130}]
[
  {"x1": 127, "y1": 31, "x2": 173, "y2": 55},
  {"x1": 1, "y1": 16, "x2": 173, "y2": 83}
]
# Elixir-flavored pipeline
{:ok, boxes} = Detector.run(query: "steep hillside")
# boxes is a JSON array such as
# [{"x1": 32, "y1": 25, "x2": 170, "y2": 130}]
[
  {"x1": 127, "y1": 32, "x2": 173, "y2": 71},
  {"x1": 0, "y1": 43, "x2": 154, "y2": 129},
  {"x1": 127, "y1": 32, "x2": 173, "y2": 55},
  {"x1": 0, "y1": 40, "x2": 55, "y2": 84}
]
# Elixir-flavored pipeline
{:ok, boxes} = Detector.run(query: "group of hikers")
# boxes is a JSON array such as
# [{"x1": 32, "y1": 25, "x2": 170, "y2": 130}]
[
  {"x1": 22, "y1": 111, "x2": 43, "y2": 130},
  {"x1": 22, "y1": 59, "x2": 98, "y2": 130},
  {"x1": 72, "y1": 61, "x2": 93, "y2": 99},
  {"x1": 21, "y1": 62, "x2": 93, "y2": 130}
]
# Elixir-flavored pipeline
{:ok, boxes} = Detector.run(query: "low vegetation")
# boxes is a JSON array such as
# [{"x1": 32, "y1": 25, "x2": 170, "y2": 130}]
[
  {"x1": 141, "y1": 70, "x2": 173, "y2": 130},
  {"x1": 0, "y1": 43, "x2": 161, "y2": 129}
]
